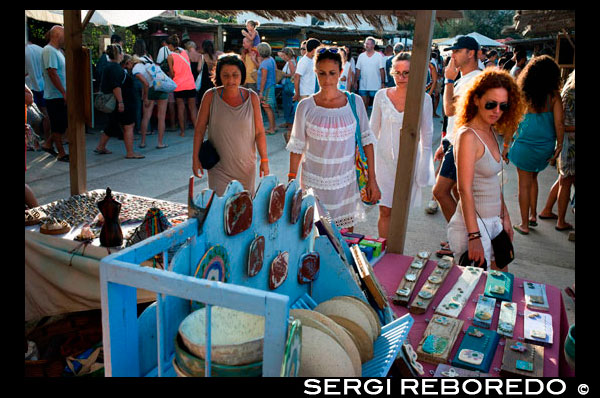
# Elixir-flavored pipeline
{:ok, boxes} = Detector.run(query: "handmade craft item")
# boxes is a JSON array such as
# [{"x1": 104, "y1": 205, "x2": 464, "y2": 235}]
[
  {"x1": 314, "y1": 296, "x2": 379, "y2": 343},
  {"x1": 125, "y1": 207, "x2": 172, "y2": 247},
  {"x1": 359, "y1": 245, "x2": 374, "y2": 261},
  {"x1": 484, "y1": 270, "x2": 514, "y2": 302},
  {"x1": 435, "y1": 266, "x2": 484, "y2": 318},
  {"x1": 97, "y1": 188, "x2": 123, "y2": 247},
  {"x1": 297, "y1": 252, "x2": 320, "y2": 284},
  {"x1": 409, "y1": 256, "x2": 453, "y2": 314},
  {"x1": 497, "y1": 302, "x2": 518, "y2": 338},
  {"x1": 25, "y1": 208, "x2": 47, "y2": 226},
  {"x1": 327, "y1": 315, "x2": 373, "y2": 363},
  {"x1": 500, "y1": 338, "x2": 544, "y2": 377},
  {"x1": 192, "y1": 245, "x2": 231, "y2": 310},
  {"x1": 269, "y1": 251, "x2": 289, "y2": 289},
  {"x1": 524, "y1": 309, "x2": 553, "y2": 346},
  {"x1": 394, "y1": 342, "x2": 425, "y2": 377},
  {"x1": 524, "y1": 281, "x2": 550, "y2": 311},
  {"x1": 362, "y1": 235, "x2": 387, "y2": 251},
  {"x1": 451, "y1": 326, "x2": 500, "y2": 373},
  {"x1": 359, "y1": 240, "x2": 382, "y2": 257},
  {"x1": 289, "y1": 188, "x2": 303, "y2": 224},
  {"x1": 247, "y1": 235, "x2": 265, "y2": 277},
  {"x1": 224, "y1": 191, "x2": 253, "y2": 236},
  {"x1": 393, "y1": 251, "x2": 431, "y2": 306},
  {"x1": 416, "y1": 314, "x2": 463, "y2": 365},
  {"x1": 268, "y1": 184, "x2": 286, "y2": 224},
  {"x1": 350, "y1": 245, "x2": 388, "y2": 310},
  {"x1": 302, "y1": 205, "x2": 314, "y2": 239},
  {"x1": 39, "y1": 217, "x2": 71, "y2": 235},
  {"x1": 344, "y1": 237, "x2": 360, "y2": 246},
  {"x1": 433, "y1": 363, "x2": 490, "y2": 377},
  {"x1": 473, "y1": 295, "x2": 496, "y2": 329},
  {"x1": 280, "y1": 319, "x2": 302, "y2": 377},
  {"x1": 342, "y1": 232, "x2": 365, "y2": 241}
]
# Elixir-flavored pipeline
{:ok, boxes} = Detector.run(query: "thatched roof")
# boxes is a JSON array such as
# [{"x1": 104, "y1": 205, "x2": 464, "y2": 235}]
[
  {"x1": 502, "y1": 10, "x2": 575, "y2": 37},
  {"x1": 210, "y1": 10, "x2": 463, "y2": 31}
]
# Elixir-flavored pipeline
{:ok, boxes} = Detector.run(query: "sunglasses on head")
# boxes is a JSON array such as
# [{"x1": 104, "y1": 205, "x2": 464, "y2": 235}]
[
  {"x1": 485, "y1": 101, "x2": 509, "y2": 111},
  {"x1": 317, "y1": 47, "x2": 339, "y2": 54}
]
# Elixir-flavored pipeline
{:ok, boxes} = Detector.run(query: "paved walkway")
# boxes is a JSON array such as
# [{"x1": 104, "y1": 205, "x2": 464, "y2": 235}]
[{"x1": 26, "y1": 100, "x2": 575, "y2": 325}]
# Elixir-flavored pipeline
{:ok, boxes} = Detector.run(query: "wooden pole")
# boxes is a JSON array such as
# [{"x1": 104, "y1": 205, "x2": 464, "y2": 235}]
[
  {"x1": 64, "y1": 10, "x2": 87, "y2": 195},
  {"x1": 386, "y1": 10, "x2": 436, "y2": 254}
]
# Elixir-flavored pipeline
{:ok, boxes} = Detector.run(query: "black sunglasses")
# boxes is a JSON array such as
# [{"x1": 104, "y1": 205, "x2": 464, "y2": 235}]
[
  {"x1": 485, "y1": 101, "x2": 509, "y2": 111},
  {"x1": 317, "y1": 47, "x2": 339, "y2": 54},
  {"x1": 300, "y1": 47, "x2": 306, "y2": 51}
]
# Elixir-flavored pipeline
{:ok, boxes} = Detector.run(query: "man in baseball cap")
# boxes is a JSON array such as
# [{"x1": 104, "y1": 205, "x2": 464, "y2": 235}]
[{"x1": 446, "y1": 35, "x2": 480, "y2": 52}]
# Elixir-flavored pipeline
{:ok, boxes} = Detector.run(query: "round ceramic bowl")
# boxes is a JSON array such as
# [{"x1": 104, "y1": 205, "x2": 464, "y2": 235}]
[
  {"x1": 179, "y1": 306, "x2": 265, "y2": 366},
  {"x1": 174, "y1": 332, "x2": 262, "y2": 377},
  {"x1": 564, "y1": 324, "x2": 575, "y2": 370}
]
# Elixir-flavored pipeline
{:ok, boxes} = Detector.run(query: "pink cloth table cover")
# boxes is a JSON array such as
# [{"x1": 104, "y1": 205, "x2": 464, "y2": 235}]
[{"x1": 373, "y1": 253, "x2": 574, "y2": 377}]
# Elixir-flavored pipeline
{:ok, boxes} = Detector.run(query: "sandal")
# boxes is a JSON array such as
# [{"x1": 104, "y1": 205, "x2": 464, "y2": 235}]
[
  {"x1": 513, "y1": 224, "x2": 529, "y2": 235},
  {"x1": 539, "y1": 213, "x2": 558, "y2": 220},
  {"x1": 125, "y1": 154, "x2": 145, "y2": 159},
  {"x1": 42, "y1": 146, "x2": 58, "y2": 157},
  {"x1": 57, "y1": 154, "x2": 70, "y2": 162},
  {"x1": 94, "y1": 148, "x2": 112, "y2": 154},
  {"x1": 436, "y1": 248, "x2": 453, "y2": 258},
  {"x1": 156, "y1": 144, "x2": 168, "y2": 149},
  {"x1": 138, "y1": 143, "x2": 146, "y2": 149},
  {"x1": 555, "y1": 223, "x2": 573, "y2": 231}
]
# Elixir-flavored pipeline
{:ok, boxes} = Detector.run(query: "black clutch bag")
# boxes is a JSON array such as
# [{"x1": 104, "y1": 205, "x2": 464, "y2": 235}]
[{"x1": 198, "y1": 139, "x2": 220, "y2": 170}]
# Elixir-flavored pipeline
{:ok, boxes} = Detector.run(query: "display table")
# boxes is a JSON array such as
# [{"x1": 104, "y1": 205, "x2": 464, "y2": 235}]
[
  {"x1": 373, "y1": 253, "x2": 574, "y2": 377},
  {"x1": 25, "y1": 190, "x2": 187, "y2": 321}
]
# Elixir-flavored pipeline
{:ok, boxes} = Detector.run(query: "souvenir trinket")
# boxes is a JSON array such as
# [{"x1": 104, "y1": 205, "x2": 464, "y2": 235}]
[
  {"x1": 39, "y1": 217, "x2": 71, "y2": 235},
  {"x1": 247, "y1": 235, "x2": 265, "y2": 277},
  {"x1": 416, "y1": 314, "x2": 463, "y2": 365},
  {"x1": 524, "y1": 309, "x2": 553, "y2": 346},
  {"x1": 451, "y1": 326, "x2": 499, "y2": 373},
  {"x1": 436, "y1": 265, "x2": 483, "y2": 318},
  {"x1": 484, "y1": 270, "x2": 514, "y2": 302},
  {"x1": 269, "y1": 251, "x2": 289, "y2": 289},
  {"x1": 393, "y1": 251, "x2": 431, "y2": 305},
  {"x1": 191, "y1": 245, "x2": 231, "y2": 310},
  {"x1": 290, "y1": 189, "x2": 303, "y2": 224},
  {"x1": 298, "y1": 252, "x2": 320, "y2": 284},
  {"x1": 409, "y1": 256, "x2": 453, "y2": 315},
  {"x1": 473, "y1": 295, "x2": 496, "y2": 329},
  {"x1": 497, "y1": 302, "x2": 517, "y2": 338},
  {"x1": 524, "y1": 282, "x2": 549, "y2": 311},
  {"x1": 400, "y1": 343, "x2": 424, "y2": 376},
  {"x1": 500, "y1": 338, "x2": 544, "y2": 377},
  {"x1": 25, "y1": 208, "x2": 46, "y2": 226},
  {"x1": 268, "y1": 184, "x2": 286, "y2": 224},
  {"x1": 97, "y1": 188, "x2": 123, "y2": 247},
  {"x1": 301, "y1": 206, "x2": 314, "y2": 239},
  {"x1": 351, "y1": 245, "x2": 388, "y2": 310},
  {"x1": 224, "y1": 191, "x2": 253, "y2": 236}
]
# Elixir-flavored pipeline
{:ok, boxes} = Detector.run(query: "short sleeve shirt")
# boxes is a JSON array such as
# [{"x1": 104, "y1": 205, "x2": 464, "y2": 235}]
[
  {"x1": 296, "y1": 55, "x2": 317, "y2": 96},
  {"x1": 445, "y1": 69, "x2": 482, "y2": 144},
  {"x1": 257, "y1": 57, "x2": 276, "y2": 91},
  {"x1": 356, "y1": 51, "x2": 385, "y2": 91},
  {"x1": 42, "y1": 45, "x2": 66, "y2": 99},
  {"x1": 25, "y1": 43, "x2": 45, "y2": 92}
]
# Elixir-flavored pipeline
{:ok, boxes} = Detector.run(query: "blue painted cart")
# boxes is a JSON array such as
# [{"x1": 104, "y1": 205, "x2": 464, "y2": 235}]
[{"x1": 99, "y1": 176, "x2": 413, "y2": 377}]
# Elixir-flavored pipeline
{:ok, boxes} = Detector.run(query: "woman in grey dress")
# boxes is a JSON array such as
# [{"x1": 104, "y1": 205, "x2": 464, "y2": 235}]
[{"x1": 192, "y1": 54, "x2": 269, "y2": 196}]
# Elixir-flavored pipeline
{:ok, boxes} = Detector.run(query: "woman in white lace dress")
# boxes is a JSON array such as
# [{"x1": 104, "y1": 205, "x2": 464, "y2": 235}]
[
  {"x1": 286, "y1": 46, "x2": 380, "y2": 230},
  {"x1": 370, "y1": 52, "x2": 435, "y2": 238}
]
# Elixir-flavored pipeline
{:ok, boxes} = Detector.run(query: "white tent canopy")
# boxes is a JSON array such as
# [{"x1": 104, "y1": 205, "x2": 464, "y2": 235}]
[
  {"x1": 438, "y1": 31, "x2": 504, "y2": 47},
  {"x1": 25, "y1": 10, "x2": 166, "y2": 27}
]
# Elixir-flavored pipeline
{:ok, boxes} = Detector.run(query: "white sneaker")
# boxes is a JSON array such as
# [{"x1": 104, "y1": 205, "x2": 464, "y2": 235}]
[{"x1": 425, "y1": 200, "x2": 439, "y2": 214}]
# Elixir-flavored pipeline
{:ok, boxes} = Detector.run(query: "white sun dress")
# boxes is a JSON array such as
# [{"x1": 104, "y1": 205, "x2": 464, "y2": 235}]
[
  {"x1": 286, "y1": 94, "x2": 377, "y2": 229},
  {"x1": 370, "y1": 89, "x2": 435, "y2": 209}
]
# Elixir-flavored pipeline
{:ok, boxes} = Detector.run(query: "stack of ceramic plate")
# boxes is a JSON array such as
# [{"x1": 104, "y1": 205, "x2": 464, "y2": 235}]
[{"x1": 176, "y1": 306, "x2": 265, "y2": 376}]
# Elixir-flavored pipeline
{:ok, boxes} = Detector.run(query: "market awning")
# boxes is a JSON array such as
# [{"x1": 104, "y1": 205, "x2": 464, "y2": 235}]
[
  {"x1": 25, "y1": 10, "x2": 167, "y2": 27},
  {"x1": 438, "y1": 31, "x2": 505, "y2": 47}
]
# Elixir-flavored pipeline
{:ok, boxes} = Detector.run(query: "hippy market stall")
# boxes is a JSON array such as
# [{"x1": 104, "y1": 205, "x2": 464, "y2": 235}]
[{"x1": 98, "y1": 176, "x2": 574, "y2": 377}]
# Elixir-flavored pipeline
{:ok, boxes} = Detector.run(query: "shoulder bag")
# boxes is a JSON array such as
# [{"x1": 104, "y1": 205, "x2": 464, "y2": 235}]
[
  {"x1": 197, "y1": 88, "x2": 220, "y2": 169},
  {"x1": 345, "y1": 91, "x2": 379, "y2": 205},
  {"x1": 94, "y1": 70, "x2": 127, "y2": 113}
]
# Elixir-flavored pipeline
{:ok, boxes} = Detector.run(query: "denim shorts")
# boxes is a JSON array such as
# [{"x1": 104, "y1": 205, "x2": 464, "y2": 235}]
[
  {"x1": 439, "y1": 140, "x2": 457, "y2": 181},
  {"x1": 358, "y1": 89, "x2": 378, "y2": 98}
]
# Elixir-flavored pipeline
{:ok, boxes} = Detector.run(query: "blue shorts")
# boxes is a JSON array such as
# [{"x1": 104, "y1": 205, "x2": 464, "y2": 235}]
[
  {"x1": 358, "y1": 90, "x2": 378, "y2": 98},
  {"x1": 439, "y1": 140, "x2": 456, "y2": 181}
]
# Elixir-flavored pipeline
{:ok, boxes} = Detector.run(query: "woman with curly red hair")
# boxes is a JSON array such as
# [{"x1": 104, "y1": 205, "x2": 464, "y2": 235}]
[{"x1": 447, "y1": 69, "x2": 526, "y2": 270}]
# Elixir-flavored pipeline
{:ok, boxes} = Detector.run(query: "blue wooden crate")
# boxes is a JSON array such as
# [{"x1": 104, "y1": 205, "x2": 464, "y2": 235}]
[{"x1": 100, "y1": 176, "x2": 410, "y2": 377}]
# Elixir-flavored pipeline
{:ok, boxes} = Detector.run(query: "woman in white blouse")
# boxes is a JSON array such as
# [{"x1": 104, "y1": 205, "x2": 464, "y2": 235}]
[
  {"x1": 370, "y1": 52, "x2": 435, "y2": 238},
  {"x1": 286, "y1": 46, "x2": 380, "y2": 230}
]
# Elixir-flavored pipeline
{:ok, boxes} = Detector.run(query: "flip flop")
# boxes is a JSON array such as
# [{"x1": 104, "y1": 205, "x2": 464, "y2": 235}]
[
  {"x1": 555, "y1": 224, "x2": 573, "y2": 231},
  {"x1": 539, "y1": 213, "x2": 558, "y2": 220},
  {"x1": 529, "y1": 220, "x2": 538, "y2": 227},
  {"x1": 57, "y1": 154, "x2": 70, "y2": 162},
  {"x1": 513, "y1": 224, "x2": 529, "y2": 235},
  {"x1": 94, "y1": 148, "x2": 112, "y2": 154},
  {"x1": 125, "y1": 154, "x2": 145, "y2": 159},
  {"x1": 42, "y1": 147, "x2": 58, "y2": 157},
  {"x1": 266, "y1": 131, "x2": 277, "y2": 135},
  {"x1": 156, "y1": 144, "x2": 168, "y2": 149},
  {"x1": 138, "y1": 143, "x2": 146, "y2": 148}
]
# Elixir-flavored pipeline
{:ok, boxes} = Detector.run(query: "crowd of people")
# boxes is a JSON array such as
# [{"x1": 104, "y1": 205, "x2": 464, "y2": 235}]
[{"x1": 26, "y1": 26, "x2": 575, "y2": 269}]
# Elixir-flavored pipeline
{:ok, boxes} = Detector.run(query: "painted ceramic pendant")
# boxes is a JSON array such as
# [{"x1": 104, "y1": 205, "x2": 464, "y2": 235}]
[
  {"x1": 441, "y1": 367, "x2": 459, "y2": 377},
  {"x1": 428, "y1": 275, "x2": 442, "y2": 284},
  {"x1": 418, "y1": 251, "x2": 430, "y2": 259},
  {"x1": 475, "y1": 311, "x2": 492, "y2": 321},
  {"x1": 458, "y1": 349, "x2": 484, "y2": 366},
  {"x1": 419, "y1": 290, "x2": 433, "y2": 300},
  {"x1": 434, "y1": 316, "x2": 450, "y2": 326},
  {"x1": 437, "y1": 259, "x2": 451, "y2": 269},
  {"x1": 531, "y1": 330, "x2": 547, "y2": 339},
  {"x1": 224, "y1": 191, "x2": 253, "y2": 236},
  {"x1": 405, "y1": 273, "x2": 417, "y2": 282},
  {"x1": 247, "y1": 235, "x2": 265, "y2": 277},
  {"x1": 469, "y1": 328, "x2": 485, "y2": 338},
  {"x1": 516, "y1": 360, "x2": 534, "y2": 372},
  {"x1": 396, "y1": 287, "x2": 410, "y2": 297},
  {"x1": 302, "y1": 206, "x2": 314, "y2": 239},
  {"x1": 410, "y1": 259, "x2": 425, "y2": 269},
  {"x1": 298, "y1": 252, "x2": 320, "y2": 284},
  {"x1": 491, "y1": 285, "x2": 506, "y2": 295},
  {"x1": 290, "y1": 189, "x2": 303, "y2": 224},
  {"x1": 268, "y1": 184, "x2": 286, "y2": 224},
  {"x1": 281, "y1": 319, "x2": 302, "y2": 377},
  {"x1": 422, "y1": 335, "x2": 448, "y2": 355},
  {"x1": 269, "y1": 251, "x2": 289, "y2": 289},
  {"x1": 510, "y1": 341, "x2": 528, "y2": 353}
]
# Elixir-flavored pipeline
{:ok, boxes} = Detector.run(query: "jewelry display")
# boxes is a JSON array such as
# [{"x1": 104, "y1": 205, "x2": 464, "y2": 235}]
[
  {"x1": 436, "y1": 266, "x2": 483, "y2": 318},
  {"x1": 393, "y1": 251, "x2": 431, "y2": 305}
]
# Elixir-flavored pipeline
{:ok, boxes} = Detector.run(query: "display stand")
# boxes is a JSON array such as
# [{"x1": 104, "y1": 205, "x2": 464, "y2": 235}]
[{"x1": 99, "y1": 177, "x2": 413, "y2": 377}]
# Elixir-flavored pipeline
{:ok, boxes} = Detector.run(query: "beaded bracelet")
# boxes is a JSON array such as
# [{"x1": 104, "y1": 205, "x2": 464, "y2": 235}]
[
  {"x1": 260, "y1": 158, "x2": 269, "y2": 163},
  {"x1": 468, "y1": 231, "x2": 482, "y2": 240},
  {"x1": 288, "y1": 172, "x2": 297, "y2": 178}
]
